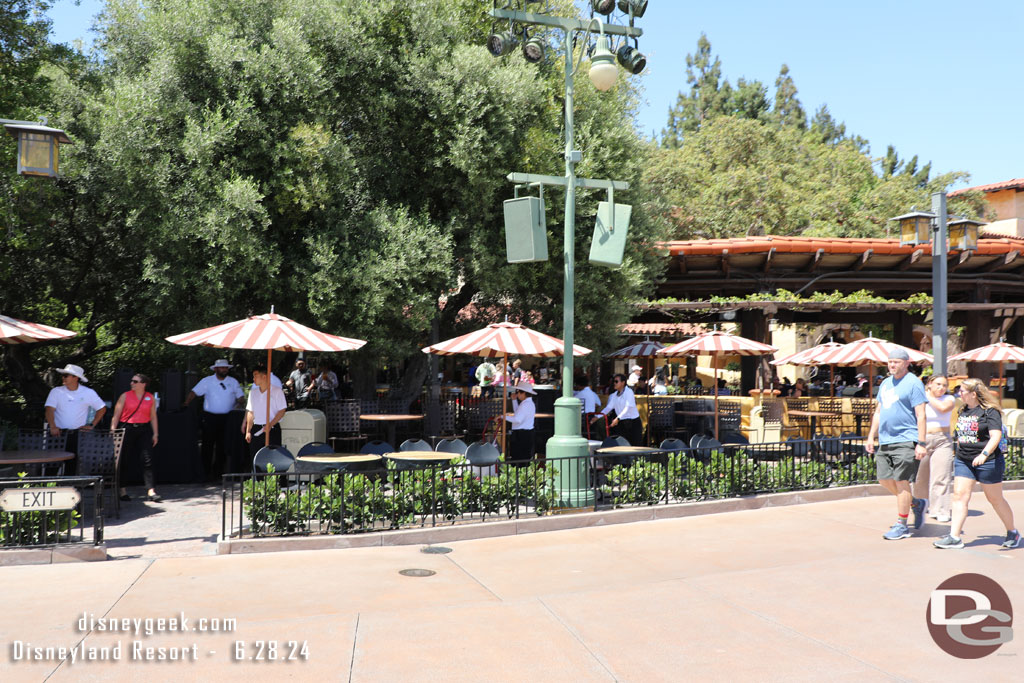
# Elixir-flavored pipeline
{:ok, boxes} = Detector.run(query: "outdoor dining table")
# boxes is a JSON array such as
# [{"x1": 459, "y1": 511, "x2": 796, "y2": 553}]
[
  {"x1": 382, "y1": 451, "x2": 458, "y2": 471},
  {"x1": 594, "y1": 444, "x2": 666, "y2": 467},
  {"x1": 359, "y1": 414, "x2": 424, "y2": 446},
  {"x1": 0, "y1": 449, "x2": 75, "y2": 476},
  {"x1": 293, "y1": 453, "x2": 382, "y2": 473}
]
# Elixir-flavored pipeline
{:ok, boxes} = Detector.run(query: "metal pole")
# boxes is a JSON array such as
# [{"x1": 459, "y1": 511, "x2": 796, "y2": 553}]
[
  {"x1": 931, "y1": 192, "x2": 948, "y2": 376},
  {"x1": 546, "y1": 28, "x2": 592, "y2": 508}
]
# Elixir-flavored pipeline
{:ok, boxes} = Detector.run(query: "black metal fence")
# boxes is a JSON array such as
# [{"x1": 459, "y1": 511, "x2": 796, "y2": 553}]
[{"x1": 0, "y1": 476, "x2": 104, "y2": 548}]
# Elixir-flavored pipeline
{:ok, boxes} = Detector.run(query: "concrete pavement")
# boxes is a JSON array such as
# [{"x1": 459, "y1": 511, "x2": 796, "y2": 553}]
[{"x1": 1, "y1": 491, "x2": 1021, "y2": 681}]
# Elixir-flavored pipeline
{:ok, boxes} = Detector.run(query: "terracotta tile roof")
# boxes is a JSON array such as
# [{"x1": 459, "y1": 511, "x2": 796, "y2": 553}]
[
  {"x1": 948, "y1": 178, "x2": 1024, "y2": 197},
  {"x1": 618, "y1": 322, "x2": 706, "y2": 336},
  {"x1": 660, "y1": 235, "x2": 1024, "y2": 257}
]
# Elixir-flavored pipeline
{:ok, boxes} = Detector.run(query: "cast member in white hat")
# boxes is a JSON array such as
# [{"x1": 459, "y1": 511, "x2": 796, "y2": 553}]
[
  {"x1": 504, "y1": 384, "x2": 537, "y2": 466},
  {"x1": 184, "y1": 359, "x2": 245, "y2": 479},
  {"x1": 626, "y1": 364, "x2": 643, "y2": 391},
  {"x1": 45, "y1": 364, "x2": 107, "y2": 436},
  {"x1": 45, "y1": 364, "x2": 107, "y2": 466}
]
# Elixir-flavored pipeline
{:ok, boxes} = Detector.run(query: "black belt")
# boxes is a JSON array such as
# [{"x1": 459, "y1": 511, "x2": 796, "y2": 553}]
[{"x1": 120, "y1": 422, "x2": 149, "y2": 429}]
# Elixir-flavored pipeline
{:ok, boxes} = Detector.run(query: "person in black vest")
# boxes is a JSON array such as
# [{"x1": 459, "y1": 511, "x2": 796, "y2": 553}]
[{"x1": 505, "y1": 385, "x2": 536, "y2": 466}]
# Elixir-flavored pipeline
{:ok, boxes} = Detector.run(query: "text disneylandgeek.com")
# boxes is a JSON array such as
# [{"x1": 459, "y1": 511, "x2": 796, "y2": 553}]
[{"x1": 8, "y1": 612, "x2": 309, "y2": 664}]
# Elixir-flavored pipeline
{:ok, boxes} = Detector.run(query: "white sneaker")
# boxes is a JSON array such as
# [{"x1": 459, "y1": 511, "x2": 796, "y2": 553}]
[{"x1": 936, "y1": 514, "x2": 951, "y2": 523}]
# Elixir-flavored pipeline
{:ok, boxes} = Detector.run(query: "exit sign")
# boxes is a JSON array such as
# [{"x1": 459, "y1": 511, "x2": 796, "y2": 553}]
[{"x1": 0, "y1": 487, "x2": 81, "y2": 512}]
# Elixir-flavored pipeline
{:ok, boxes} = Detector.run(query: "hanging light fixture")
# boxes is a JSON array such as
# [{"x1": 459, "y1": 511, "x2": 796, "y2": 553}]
[
  {"x1": 589, "y1": 35, "x2": 618, "y2": 91},
  {"x1": 487, "y1": 27, "x2": 515, "y2": 57},
  {"x1": 617, "y1": 0, "x2": 649, "y2": 17},
  {"x1": 522, "y1": 29, "x2": 544, "y2": 63},
  {"x1": 616, "y1": 41, "x2": 647, "y2": 74}
]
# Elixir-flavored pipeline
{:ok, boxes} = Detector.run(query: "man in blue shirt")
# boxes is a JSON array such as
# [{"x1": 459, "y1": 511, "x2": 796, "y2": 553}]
[{"x1": 865, "y1": 348, "x2": 928, "y2": 540}]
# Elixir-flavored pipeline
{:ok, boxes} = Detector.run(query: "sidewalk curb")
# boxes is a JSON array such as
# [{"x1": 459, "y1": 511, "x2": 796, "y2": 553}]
[
  {"x1": 217, "y1": 483, "x2": 893, "y2": 555},
  {"x1": 0, "y1": 543, "x2": 107, "y2": 566}
]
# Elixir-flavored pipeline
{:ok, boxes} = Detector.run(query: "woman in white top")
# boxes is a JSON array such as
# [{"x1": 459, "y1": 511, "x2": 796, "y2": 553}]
[
  {"x1": 505, "y1": 385, "x2": 536, "y2": 466},
  {"x1": 912, "y1": 375, "x2": 956, "y2": 522}
]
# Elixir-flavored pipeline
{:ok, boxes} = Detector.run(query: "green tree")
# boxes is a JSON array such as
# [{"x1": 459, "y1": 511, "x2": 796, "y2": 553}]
[
  {"x1": 771, "y1": 64, "x2": 806, "y2": 129},
  {"x1": 0, "y1": 0, "x2": 668, "y2": 408},
  {"x1": 662, "y1": 33, "x2": 733, "y2": 148}
]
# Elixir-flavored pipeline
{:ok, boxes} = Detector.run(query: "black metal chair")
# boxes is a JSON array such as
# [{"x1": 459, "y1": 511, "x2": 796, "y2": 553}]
[
  {"x1": 296, "y1": 441, "x2": 334, "y2": 458},
  {"x1": 253, "y1": 445, "x2": 295, "y2": 474},
  {"x1": 787, "y1": 436, "x2": 812, "y2": 459},
  {"x1": 359, "y1": 440, "x2": 393, "y2": 456},
  {"x1": 466, "y1": 441, "x2": 500, "y2": 477},
  {"x1": 434, "y1": 438, "x2": 468, "y2": 456},
  {"x1": 76, "y1": 429, "x2": 125, "y2": 518},
  {"x1": 326, "y1": 400, "x2": 365, "y2": 452},
  {"x1": 399, "y1": 438, "x2": 432, "y2": 452}
]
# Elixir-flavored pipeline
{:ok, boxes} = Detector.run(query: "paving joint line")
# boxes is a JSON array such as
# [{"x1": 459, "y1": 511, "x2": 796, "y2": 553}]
[
  {"x1": 537, "y1": 596, "x2": 619, "y2": 682},
  {"x1": 443, "y1": 552, "x2": 503, "y2": 602},
  {"x1": 347, "y1": 612, "x2": 360, "y2": 683},
  {"x1": 44, "y1": 558, "x2": 155, "y2": 681}
]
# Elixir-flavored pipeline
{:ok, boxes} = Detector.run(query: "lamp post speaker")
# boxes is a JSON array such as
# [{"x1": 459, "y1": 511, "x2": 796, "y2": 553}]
[
  {"x1": 588, "y1": 201, "x2": 631, "y2": 268},
  {"x1": 503, "y1": 196, "x2": 549, "y2": 263}
]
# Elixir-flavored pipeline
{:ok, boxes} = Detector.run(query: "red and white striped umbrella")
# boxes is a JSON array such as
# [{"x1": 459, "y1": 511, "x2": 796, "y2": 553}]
[
  {"x1": 658, "y1": 330, "x2": 777, "y2": 357},
  {"x1": 422, "y1": 321, "x2": 590, "y2": 358},
  {"x1": 771, "y1": 341, "x2": 845, "y2": 397},
  {"x1": 949, "y1": 341, "x2": 1024, "y2": 397},
  {"x1": 605, "y1": 340, "x2": 665, "y2": 358},
  {"x1": 166, "y1": 312, "x2": 366, "y2": 352},
  {"x1": 948, "y1": 341, "x2": 1024, "y2": 364},
  {"x1": 422, "y1": 322, "x2": 590, "y2": 454},
  {"x1": 167, "y1": 311, "x2": 366, "y2": 446},
  {"x1": 0, "y1": 314, "x2": 76, "y2": 345},
  {"x1": 813, "y1": 336, "x2": 932, "y2": 366},
  {"x1": 771, "y1": 342, "x2": 844, "y2": 367},
  {"x1": 658, "y1": 331, "x2": 777, "y2": 439}
]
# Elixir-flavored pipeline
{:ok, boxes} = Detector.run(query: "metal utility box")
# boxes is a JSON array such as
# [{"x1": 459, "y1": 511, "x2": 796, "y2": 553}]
[
  {"x1": 503, "y1": 196, "x2": 549, "y2": 263},
  {"x1": 588, "y1": 201, "x2": 632, "y2": 268},
  {"x1": 280, "y1": 408, "x2": 326, "y2": 454}
]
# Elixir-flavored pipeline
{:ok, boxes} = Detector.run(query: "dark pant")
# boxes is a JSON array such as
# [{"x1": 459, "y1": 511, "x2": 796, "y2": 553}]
[
  {"x1": 247, "y1": 424, "x2": 282, "y2": 460},
  {"x1": 614, "y1": 417, "x2": 643, "y2": 446},
  {"x1": 120, "y1": 423, "x2": 155, "y2": 490},
  {"x1": 201, "y1": 412, "x2": 230, "y2": 477},
  {"x1": 508, "y1": 429, "x2": 535, "y2": 467}
]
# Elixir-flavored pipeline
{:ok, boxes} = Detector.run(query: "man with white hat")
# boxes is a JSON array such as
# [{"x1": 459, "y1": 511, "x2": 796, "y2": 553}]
[
  {"x1": 626, "y1": 364, "x2": 644, "y2": 391},
  {"x1": 184, "y1": 359, "x2": 245, "y2": 479},
  {"x1": 504, "y1": 384, "x2": 537, "y2": 466},
  {"x1": 45, "y1": 364, "x2": 107, "y2": 437}
]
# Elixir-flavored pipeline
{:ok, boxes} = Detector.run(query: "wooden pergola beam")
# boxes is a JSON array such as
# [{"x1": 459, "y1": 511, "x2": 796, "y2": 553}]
[{"x1": 898, "y1": 248, "x2": 924, "y2": 271}]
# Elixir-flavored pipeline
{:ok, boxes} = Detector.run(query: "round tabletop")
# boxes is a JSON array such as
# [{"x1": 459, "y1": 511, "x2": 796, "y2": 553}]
[
  {"x1": 360, "y1": 414, "x2": 424, "y2": 421},
  {"x1": 296, "y1": 454, "x2": 382, "y2": 464},
  {"x1": 0, "y1": 450, "x2": 75, "y2": 464},
  {"x1": 383, "y1": 451, "x2": 457, "y2": 462},
  {"x1": 594, "y1": 445, "x2": 665, "y2": 455}
]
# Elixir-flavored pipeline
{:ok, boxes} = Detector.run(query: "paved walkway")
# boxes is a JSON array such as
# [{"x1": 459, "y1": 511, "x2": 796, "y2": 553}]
[
  {"x1": 2, "y1": 491, "x2": 1021, "y2": 681},
  {"x1": 101, "y1": 484, "x2": 223, "y2": 559}
]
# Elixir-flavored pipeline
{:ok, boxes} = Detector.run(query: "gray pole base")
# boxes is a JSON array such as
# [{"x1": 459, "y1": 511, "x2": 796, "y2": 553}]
[{"x1": 546, "y1": 396, "x2": 596, "y2": 508}]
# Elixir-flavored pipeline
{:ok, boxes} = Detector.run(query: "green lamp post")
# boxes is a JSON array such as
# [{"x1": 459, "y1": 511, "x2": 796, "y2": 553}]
[{"x1": 489, "y1": 2, "x2": 645, "y2": 506}]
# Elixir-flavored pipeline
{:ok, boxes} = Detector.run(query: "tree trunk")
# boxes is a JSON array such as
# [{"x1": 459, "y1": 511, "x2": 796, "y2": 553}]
[{"x1": 2, "y1": 345, "x2": 51, "y2": 412}]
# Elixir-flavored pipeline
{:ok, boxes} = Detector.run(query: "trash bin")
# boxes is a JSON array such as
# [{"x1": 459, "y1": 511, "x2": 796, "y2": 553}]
[{"x1": 280, "y1": 409, "x2": 326, "y2": 455}]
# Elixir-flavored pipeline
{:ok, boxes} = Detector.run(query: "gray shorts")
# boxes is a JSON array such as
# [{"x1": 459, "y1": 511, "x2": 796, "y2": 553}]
[{"x1": 875, "y1": 442, "x2": 919, "y2": 482}]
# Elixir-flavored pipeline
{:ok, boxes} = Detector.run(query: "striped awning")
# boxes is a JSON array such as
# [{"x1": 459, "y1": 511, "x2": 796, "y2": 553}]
[
  {"x1": 422, "y1": 321, "x2": 590, "y2": 358},
  {"x1": 657, "y1": 330, "x2": 777, "y2": 357},
  {"x1": 605, "y1": 340, "x2": 665, "y2": 358},
  {"x1": 771, "y1": 342, "x2": 845, "y2": 366},
  {"x1": 166, "y1": 312, "x2": 366, "y2": 352},
  {"x1": 812, "y1": 336, "x2": 932, "y2": 366},
  {"x1": 949, "y1": 341, "x2": 1024, "y2": 363},
  {"x1": 0, "y1": 314, "x2": 77, "y2": 345}
]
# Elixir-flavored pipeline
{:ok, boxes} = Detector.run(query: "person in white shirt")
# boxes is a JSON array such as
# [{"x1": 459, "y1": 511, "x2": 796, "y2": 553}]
[
  {"x1": 626, "y1": 364, "x2": 643, "y2": 392},
  {"x1": 591, "y1": 373, "x2": 642, "y2": 445},
  {"x1": 648, "y1": 371, "x2": 668, "y2": 395},
  {"x1": 245, "y1": 366, "x2": 288, "y2": 458},
  {"x1": 505, "y1": 385, "x2": 537, "y2": 466},
  {"x1": 184, "y1": 359, "x2": 245, "y2": 478},
  {"x1": 44, "y1": 364, "x2": 107, "y2": 468},
  {"x1": 310, "y1": 362, "x2": 339, "y2": 400},
  {"x1": 573, "y1": 376, "x2": 600, "y2": 414}
]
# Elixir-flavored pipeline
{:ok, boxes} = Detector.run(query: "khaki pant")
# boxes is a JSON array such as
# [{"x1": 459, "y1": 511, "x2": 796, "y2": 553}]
[{"x1": 912, "y1": 432, "x2": 955, "y2": 517}]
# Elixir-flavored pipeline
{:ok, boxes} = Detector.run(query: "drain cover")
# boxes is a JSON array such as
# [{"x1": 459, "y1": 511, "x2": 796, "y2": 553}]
[
  {"x1": 399, "y1": 568, "x2": 436, "y2": 577},
  {"x1": 421, "y1": 546, "x2": 452, "y2": 555}
]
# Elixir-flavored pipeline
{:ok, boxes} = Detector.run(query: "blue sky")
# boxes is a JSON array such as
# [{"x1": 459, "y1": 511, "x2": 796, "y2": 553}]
[{"x1": 46, "y1": 0, "x2": 1023, "y2": 188}]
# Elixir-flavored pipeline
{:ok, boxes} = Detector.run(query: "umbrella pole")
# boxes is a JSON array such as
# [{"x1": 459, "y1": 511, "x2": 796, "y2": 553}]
[
  {"x1": 1000, "y1": 361, "x2": 1005, "y2": 402},
  {"x1": 501, "y1": 353, "x2": 507, "y2": 456},
  {"x1": 266, "y1": 348, "x2": 272, "y2": 447},
  {"x1": 830, "y1": 364, "x2": 835, "y2": 397}
]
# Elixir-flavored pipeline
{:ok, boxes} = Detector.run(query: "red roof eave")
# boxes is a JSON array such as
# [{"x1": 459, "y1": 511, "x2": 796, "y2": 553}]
[{"x1": 659, "y1": 235, "x2": 1024, "y2": 258}]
